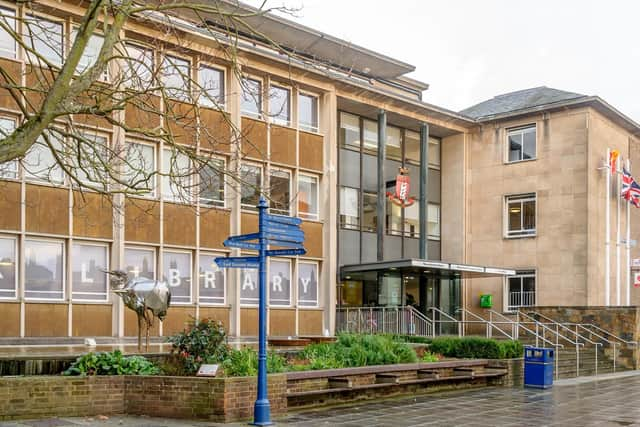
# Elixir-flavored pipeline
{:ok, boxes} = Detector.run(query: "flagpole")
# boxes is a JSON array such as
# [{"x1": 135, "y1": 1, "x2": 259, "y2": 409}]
[
  {"x1": 626, "y1": 158, "x2": 631, "y2": 306},
  {"x1": 605, "y1": 147, "x2": 611, "y2": 307},
  {"x1": 616, "y1": 157, "x2": 621, "y2": 306}
]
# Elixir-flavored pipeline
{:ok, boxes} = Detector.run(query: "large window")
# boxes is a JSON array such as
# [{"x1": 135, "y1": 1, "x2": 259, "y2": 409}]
[
  {"x1": 241, "y1": 78, "x2": 262, "y2": 118},
  {"x1": 386, "y1": 126, "x2": 402, "y2": 161},
  {"x1": 404, "y1": 130, "x2": 420, "y2": 165},
  {"x1": 23, "y1": 133, "x2": 64, "y2": 183},
  {"x1": 240, "y1": 163, "x2": 262, "y2": 209},
  {"x1": 339, "y1": 112, "x2": 360, "y2": 150},
  {"x1": 240, "y1": 268, "x2": 258, "y2": 305},
  {"x1": 162, "y1": 250, "x2": 191, "y2": 304},
  {"x1": 162, "y1": 148, "x2": 190, "y2": 202},
  {"x1": 507, "y1": 270, "x2": 536, "y2": 311},
  {"x1": 0, "y1": 8, "x2": 16, "y2": 59},
  {"x1": 199, "y1": 158, "x2": 225, "y2": 207},
  {"x1": 72, "y1": 30, "x2": 107, "y2": 80},
  {"x1": 298, "y1": 261, "x2": 318, "y2": 307},
  {"x1": 429, "y1": 137, "x2": 441, "y2": 167},
  {"x1": 269, "y1": 85, "x2": 290, "y2": 126},
  {"x1": 297, "y1": 174, "x2": 318, "y2": 220},
  {"x1": 506, "y1": 194, "x2": 536, "y2": 237},
  {"x1": 0, "y1": 236, "x2": 17, "y2": 299},
  {"x1": 507, "y1": 125, "x2": 536, "y2": 162},
  {"x1": 0, "y1": 117, "x2": 17, "y2": 179},
  {"x1": 199, "y1": 253, "x2": 225, "y2": 305},
  {"x1": 363, "y1": 119, "x2": 378, "y2": 152},
  {"x1": 72, "y1": 243, "x2": 108, "y2": 301},
  {"x1": 428, "y1": 203, "x2": 440, "y2": 239},
  {"x1": 198, "y1": 65, "x2": 224, "y2": 108},
  {"x1": 386, "y1": 198, "x2": 402, "y2": 235},
  {"x1": 124, "y1": 247, "x2": 155, "y2": 280},
  {"x1": 269, "y1": 259, "x2": 291, "y2": 306},
  {"x1": 362, "y1": 192, "x2": 377, "y2": 232},
  {"x1": 161, "y1": 54, "x2": 191, "y2": 101},
  {"x1": 270, "y1": 169, "x2": 291, "y2": 215},
  {"x1": 25, "y1": 239, "x2": 64, "y2": 300},
  {"x1": 298, "y1": 93, "x2": 318, "y2": 132},
  {"x1": 125, "y1": 142, "x2": 156, "y2": 197},
  {"x1": 404, "y1": 203, "x2": 419, "y2": 238},
  {"x1": 123, "y1": 43, "x2": 154, "y2": 90},
  {"x1": 339, "y1": 187, "x2": 359, "y2": 229},
  {"x1": 25, "y1": 15, "x2": 64, "y2": 65},
  {"x1": 73, "y1": 132, "x2": 108, "y2": 187}
]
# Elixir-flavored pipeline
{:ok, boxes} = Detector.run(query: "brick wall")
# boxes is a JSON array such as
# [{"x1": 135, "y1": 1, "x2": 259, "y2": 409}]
[
  {"x1": 488, "y1": 358, "x2": 524, "y2": 387},
  {"x1": 0, "y1": 376, "x2": 125, "y2": 420}
]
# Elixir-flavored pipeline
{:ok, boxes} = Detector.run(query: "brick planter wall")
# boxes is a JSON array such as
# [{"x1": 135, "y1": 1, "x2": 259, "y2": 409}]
[
  {"x1": 0, "y1": 376, "x2": 125, "y2": 420},
  {"x1": 488, "y1": 358, "x2": 524, "y2": 387}
]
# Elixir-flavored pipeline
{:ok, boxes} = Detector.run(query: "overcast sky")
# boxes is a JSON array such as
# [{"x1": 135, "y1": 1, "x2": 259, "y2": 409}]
[{"x1": 248, "y1": 0, "x2": 640, "y2": 121}]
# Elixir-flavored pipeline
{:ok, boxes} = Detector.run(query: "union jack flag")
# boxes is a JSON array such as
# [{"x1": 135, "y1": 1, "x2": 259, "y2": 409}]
[{"x1": 621, "y1": 168, "x2": 640, "y2": 207}]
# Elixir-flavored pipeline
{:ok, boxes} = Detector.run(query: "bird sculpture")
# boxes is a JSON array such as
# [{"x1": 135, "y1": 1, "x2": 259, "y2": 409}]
[{"x1": 106, "y1": 270, "x2": 171, "y2": 352}]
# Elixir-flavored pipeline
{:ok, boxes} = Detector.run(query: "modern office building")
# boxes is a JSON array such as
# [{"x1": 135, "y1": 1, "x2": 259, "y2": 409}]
[{"x1": 0, "y1": 1, "x2": 638, "y2": 342}]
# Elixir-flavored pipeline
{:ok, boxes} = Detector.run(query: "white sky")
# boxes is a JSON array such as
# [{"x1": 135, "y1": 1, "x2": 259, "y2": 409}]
[{"x1": 248, "y1": 0, "x2": 640, "y2": 121}]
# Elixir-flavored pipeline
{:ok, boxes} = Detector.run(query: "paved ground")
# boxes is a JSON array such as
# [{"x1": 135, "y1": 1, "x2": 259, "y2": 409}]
[{"x1": 3, "y1": 371, "x2": 640, "y2": 426}]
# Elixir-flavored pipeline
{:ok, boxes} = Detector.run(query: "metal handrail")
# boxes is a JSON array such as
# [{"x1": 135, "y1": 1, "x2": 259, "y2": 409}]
[
  {"x1": 486, "y1": 310, "x2": 563, "y2": 349},
  {"x1": 457, "y1": 308, "x2": 513, "y2": 340},
  {"x1": 428, "y1": 307, "x2": 461, "y2": 337},
  {"x1": 518, "y1": 311, "x2": 583, "y2": 347},
  {"x1": 488, "y1": 310, "x2": 520, "y2": 339},
  {"x1": 525, "y1": 311, "x2": 602, "y2": 347},
  {"x1": 578, "y1": 322, "x2": 638, "y2": 347}
]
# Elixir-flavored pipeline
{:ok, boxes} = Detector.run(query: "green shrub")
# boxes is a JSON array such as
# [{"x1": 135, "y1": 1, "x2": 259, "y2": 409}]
[
  {"x1": 63, "y1": 350, "x2": 160, "y2": 376},
  {"x1": 221, "y1": 348, "x2": 287, "y2": 377},
  {"x1": 421, "y1": 351, "x2": 440, "y2": 362},
  {"x1": 428, "y1": 337, "x2": 523, "y2": 359},
  {"x1": 166, "y1": 318, "x2": 230, "y2": 375}
]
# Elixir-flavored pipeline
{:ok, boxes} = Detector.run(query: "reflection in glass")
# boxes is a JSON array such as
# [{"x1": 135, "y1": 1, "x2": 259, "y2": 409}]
[
  {"x1": 163, "y1": 251, "x2": 191, "y2": 304},
  {"x1": 299, "y1": 94, "x2": 318, "y2": 132},
  {"x1": 72, "y1": 244, "x2": 108, "y2": 301},
  {"x1": 241, "y1": 78, "x2": 262, "y2": 118},
  {"x1": 269, "y1": 259, "x2": 291, "y2": 306},
  {"x1": 198, "y1": 66, "x2": 224, "y2": 107},
  {"x1": 269, "y1": 85, "x2": 290, "y2": 126},
  {"x1": 298, "y1": 262, "x2": 318, "y2": 306},
  {"x1": 124, "y1": 248, "x2": 155, "y2": 280},
  {"x1": 200, "y1": 158, "x2": 225, "y2": 206},
  {"x1": 241, "y1": 164, "x2": 262, "y2": 209},
  {"x1": 25, "y1": 240, "x2": 63, "y2": 299},
  {"x1": 270, "y1": 169, "x2": 291, "y2": 215},
  {"x1": 199, "y1": 253, "x2": 225, "y2": 304},
  {"x1": 161, "y1": 55, "x2": 191, "y2": 101},
  {"x1": 339, "y1": 112, "x2": 360, "y2": 150},
  {"x1": 298, "y1": 174, "x2": 318, "y2": 219},
  {"x1": 0, "y1": 237, "x2": 16, "y2": 298}
]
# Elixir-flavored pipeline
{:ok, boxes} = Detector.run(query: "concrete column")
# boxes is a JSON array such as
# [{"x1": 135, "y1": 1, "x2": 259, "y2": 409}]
[
  {"x1": 419, "y1": 123, "x2": 430, "y2": 259},
  {"x1": 377, "y1": 110, "x2": 386, "y2": 261}
]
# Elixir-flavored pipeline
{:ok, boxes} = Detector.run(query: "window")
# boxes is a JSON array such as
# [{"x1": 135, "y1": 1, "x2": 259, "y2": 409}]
[
  {"x1": 298, "y1": 261, "x2": 318, "y2": 307},
  {"x1": 0, "y1": 236, "x2": 17, "y2": 299},
  {"x1": 124, "y1": 142, "x2": 156, "y2": 197},
  {"x1": 241, "y1": 78, "x2": 262, "y2": 118},
  {"x1": 199, "y1": 253, "x2": 225, "y2": 305},
  {"x1": 386, "y1": 198, "x2": 402, "y2": 235},
  {"x1": 270, "y1": 169, "x2": 291, "y2": 215},
  {"x1": 199, "y1": 158, "x2": 225, "y2": 207},
  {"x1": 299, "y1": 93, "x2": 318, "y2": 132},
  {"x1": 269, "y1": 85, "x2": 290, "y2": 126},
  {"x1": 162, "y1": 250, "x2": 191, "y2": 304},
  {"x1": 506, "y1": 194, "x2": 536, "y2": 237},
  {"x1": 404, "y1": 202, "x2": 419, "y2": 238},
  {"x1": 0, "y1": 117, "x2": 17, "y2": 179},
  {"x1": 363, "y1": 119, "x2": 378, "y2": 152},
  {"x1": 72, "y1": 243, "x2": 108, "y2": 301},
  {"x1": 25, "y1": 15, "x2": 64, "y2": 65},
  {"x1": 404, "y1": 130, "x2": 420, "y2": 164},
  {"x1": 269, "y1": 259, "x2": 291, "y2": 306},
  {"x1": 162, "y1": 148, "x2": 190, "y2": 202},
  {"x1": 297, "y1": 174, "x2": 318, "y2": 220},
  {"x1": 240, "y1": 268, "x2": 258, "y2": 305},
  {"x1": 73, "y1": 132, "x2": 108, "y2": 187},
  {"x1": 198, "y1": 65, "x2": 224, "y2": 108},
  {"x1": 339, "y1": 187, "x2": 359, "y2": 229},
  {"x1": 362, "y1": 192, "x2": 377, "y2": 232},
  {"x1": 428, "y1": 203, "x2": 440, "y2": 239},
  {"x1": 339, "y1": 112, "x2": 360, "y2": 150},
  {"x1": 429, "y1": 137, "x2": 441, "y2": 167},
  {"x1": 71, "y1": 29, "x2": 107, "y2": 80},
  {"x1": 507, "y1": 270, "x2": 536, "y2": 311},
  {"x1": 161, "y1": 54, "x2": 191, "y2": 101},
  {"x1": 123, "y1": 43, "x2": 154, "y2": 90},
  {"x1": 23, "y1": 133, "x2": 64, "y2": 183},
  {"x1": 124, "y1": 247, "x2": 155, "y2": 280},
  {"x1": 386, "y1": 126, "x2": 402, "y2": 161},
  {"x1": 25, "y1": 239, "x2": 64, "y2": 300},
  {"x1": 508, "y1": 125, "x2": 536, "y2": 162},
  {"x1": 0, "y1": 8, "x2": 16, "y2": 59},
  {"x1": 240, "y1": 163, "x2": 262, "y2": 209}
]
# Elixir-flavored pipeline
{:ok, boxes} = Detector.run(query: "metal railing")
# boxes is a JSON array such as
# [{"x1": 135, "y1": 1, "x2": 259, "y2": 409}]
[
  {"x1": 508, "y1": 291, "x2": 535, "y2": 311},
  {"x1": 457, "y1": 308, "x2": 513, "y2": 339},
  {"x1": 335, "y1": 306, "x2": 433, "y2": 336}
]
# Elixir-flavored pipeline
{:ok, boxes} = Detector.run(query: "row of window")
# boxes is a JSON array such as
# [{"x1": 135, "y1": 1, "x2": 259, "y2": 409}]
[
  {"x1": 0, "y1": 116, "x2": 320, "y2": 218},
  {"x1": 0, "y1": 237, "x2": 320, "y2": 307},
  {"x1": 339, "y1": 112, "x2": 441, "y2": 166},
  {"x1": 0, "y1": 9, "x2": 320, "y2": 133},
  {"x1": 339, "y1": 186, "x2": 441, "y2": 239}
]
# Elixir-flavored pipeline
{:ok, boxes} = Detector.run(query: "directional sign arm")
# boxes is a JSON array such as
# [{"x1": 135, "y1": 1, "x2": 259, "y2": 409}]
[{"x1": 265, "y1": 248, "x2": 306, "y2": 257}]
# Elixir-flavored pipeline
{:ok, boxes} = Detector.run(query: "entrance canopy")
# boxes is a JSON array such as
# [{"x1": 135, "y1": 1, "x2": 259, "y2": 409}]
[{"x1": 340, "y1": 259, "x2": 515, "y2": 280}]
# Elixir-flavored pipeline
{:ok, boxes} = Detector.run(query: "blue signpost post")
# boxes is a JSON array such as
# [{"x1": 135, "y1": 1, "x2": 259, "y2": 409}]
[{"x1": 215, "y1": 197, "x2": 306, "y2": 426}]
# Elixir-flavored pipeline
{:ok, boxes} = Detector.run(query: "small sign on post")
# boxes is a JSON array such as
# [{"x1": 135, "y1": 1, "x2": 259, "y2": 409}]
[{"x1": 215, "y1": 197, "x2": 306, "y2": 426}]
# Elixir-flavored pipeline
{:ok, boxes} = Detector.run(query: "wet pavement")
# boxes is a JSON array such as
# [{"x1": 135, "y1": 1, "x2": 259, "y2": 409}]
[{"x1": 2, "y1": 371, "x2": 640, "y2": 426}]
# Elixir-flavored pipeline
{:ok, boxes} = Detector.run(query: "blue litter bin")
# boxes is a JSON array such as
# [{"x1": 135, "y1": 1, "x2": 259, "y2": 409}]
[{"x1": 524, "y1": 346, "x2": 554, "y2": 389}]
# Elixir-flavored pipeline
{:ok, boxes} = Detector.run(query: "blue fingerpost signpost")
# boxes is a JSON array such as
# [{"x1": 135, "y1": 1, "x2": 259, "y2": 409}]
[{"x1": 215, "y1": 196, "x2": 306, "y2": 426}]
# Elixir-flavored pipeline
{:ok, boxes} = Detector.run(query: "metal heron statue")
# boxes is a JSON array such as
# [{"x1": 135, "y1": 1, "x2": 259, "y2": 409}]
[{"x1": 106, "y1": 270, "x2": 171, "y2": 352}]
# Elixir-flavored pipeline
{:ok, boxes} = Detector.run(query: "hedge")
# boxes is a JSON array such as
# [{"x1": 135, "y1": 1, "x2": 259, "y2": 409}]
[{"x1": 427, "y1": 337, "x2": 523, "y2": 359}]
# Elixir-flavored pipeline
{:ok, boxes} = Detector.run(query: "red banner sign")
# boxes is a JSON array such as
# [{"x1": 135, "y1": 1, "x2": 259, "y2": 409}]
[{"x1": 386, "y1": 171, "x2": 415, "y2": 207}]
